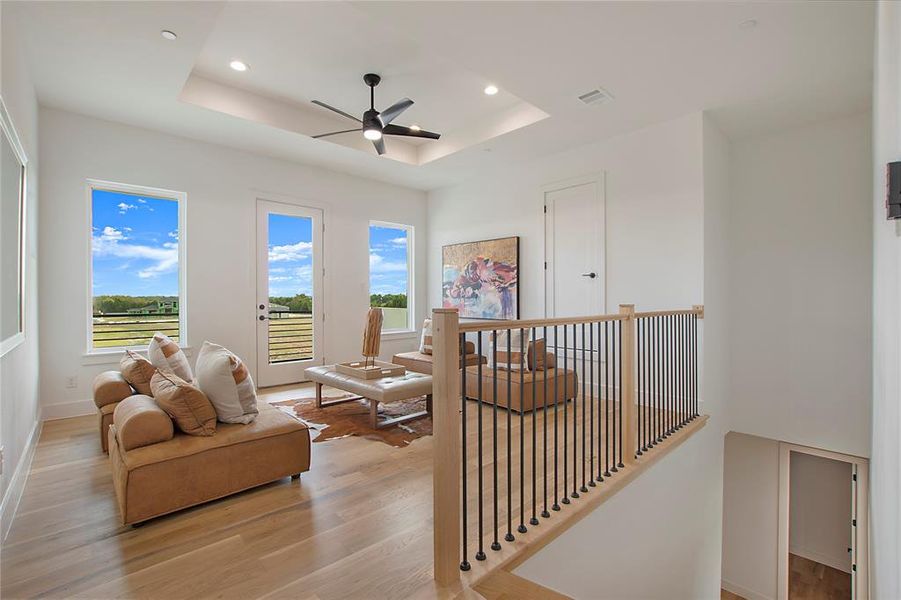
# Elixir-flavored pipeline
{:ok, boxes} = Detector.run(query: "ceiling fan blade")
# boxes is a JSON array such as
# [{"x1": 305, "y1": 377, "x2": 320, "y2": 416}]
[
  {"x1": 378, "y1": 98, "x2": 413, "y2": 125},
  {"x1": 312, "y1": 128, "x2": 362, "y2": 139},
  {"x1": 373, "y1": 137, "x2": 386, "y2": 155},
  {"x1": 311, "y1": 100, "x2": 361, "y2": 123},
  {"x1": 382, "y1": 124, "x2": 441, "y2": 140}
]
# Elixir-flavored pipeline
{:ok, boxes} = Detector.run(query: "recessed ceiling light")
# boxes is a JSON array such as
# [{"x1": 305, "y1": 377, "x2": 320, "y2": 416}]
[
  {"x1": 739, "y1": 18, "x2": 758, "y2": 30},
  {"x1": 229, "y1": 60, "x2": 249, "y2": 72},
  {"x1": 160, "y1": 30, "x2": 177, "y2": 41},
  {"x1": 484, "y1": 84, "x2": 499, "y2": 96},
  {"x1": 410, "y1": 124, "x2": 421, "y2": 131}
]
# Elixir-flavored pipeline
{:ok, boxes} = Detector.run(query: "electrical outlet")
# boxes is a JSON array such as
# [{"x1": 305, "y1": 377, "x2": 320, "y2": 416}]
[{"x1": 65, "y1": 376, "x2": 78, "y2": 389}]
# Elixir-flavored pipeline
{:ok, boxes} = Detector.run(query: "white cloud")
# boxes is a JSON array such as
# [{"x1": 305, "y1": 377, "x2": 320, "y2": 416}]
[
  {"x1": 168, "y1": 230, "x2": 179, "y2": 239},
  {"x1": 137, "y1": 198, "x2": 147, "y2": 204},
  {"x1": 369, "y1": 253, "x2": 407, "y2": 273},
  {"x1": 117, "y1": 202, "x2": 137, "y2": 214},
  {"x1": 390, "y1": 236, "x2": 407, "y2": 246},
  {"x1": 269, "y1": 241, "x2": 313, "y2": 262},
  {"x1": 93, "y1": 226, "x2": 178, "y2": 279}
]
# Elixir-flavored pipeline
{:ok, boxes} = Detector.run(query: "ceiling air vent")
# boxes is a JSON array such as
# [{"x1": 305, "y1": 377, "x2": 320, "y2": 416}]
[{"x1": 577, "y1": 87, "x2": 613, "y2": 106}]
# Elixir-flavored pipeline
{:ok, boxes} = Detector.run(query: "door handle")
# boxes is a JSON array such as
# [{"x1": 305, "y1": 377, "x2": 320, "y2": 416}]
[{"x1": 581, "y1": 272, "x2": 597, "y2": 279}]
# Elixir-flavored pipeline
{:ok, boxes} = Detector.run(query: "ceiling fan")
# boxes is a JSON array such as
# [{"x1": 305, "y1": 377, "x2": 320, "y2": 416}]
[{"x1": 311, "y1": 73, "x2": 441, "y2": 155}]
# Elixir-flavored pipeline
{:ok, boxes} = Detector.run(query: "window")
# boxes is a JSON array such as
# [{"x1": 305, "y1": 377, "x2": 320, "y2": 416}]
[
  {"x1": 369, "y1": 221, "x2": 413, "y2": 333},
  {"x1": 89, "y1": 181, "x2": 185, "y2": 351}
]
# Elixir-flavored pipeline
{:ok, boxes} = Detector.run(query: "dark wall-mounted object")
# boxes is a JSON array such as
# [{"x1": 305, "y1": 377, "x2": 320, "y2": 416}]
[{"x1": 887, "y1": 161, "x2": 901, "y2": 220}]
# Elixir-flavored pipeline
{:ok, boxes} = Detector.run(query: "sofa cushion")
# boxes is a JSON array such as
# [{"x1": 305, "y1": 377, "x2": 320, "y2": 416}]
[
  {"x1": 113, "y1": 395, "x2": 175, "y2": 451},
  {"x1": 93, "y1": 370, "x2": 134, "y2": 408},
  {"x1": 118, "y1": 402, "x2": 306, "y2": 469},
  {"x1": 195, "y1": 342, "x2": 259, "y2": 424},
  {"x1": 150, "y1": 370, "x2": 217, "y2": 436},
  {"x1": 527, "y1": 339, "x2": 556, "y2": 371},
  {"x1": 393, "y1": 350, "x2": 485, "y2": 375},
  {"x1": 120, "y1": 350, "x2": 157, "y2": 396},
  {"x1": 148, "y1": 333, "x2": 193, "y2": 382}
]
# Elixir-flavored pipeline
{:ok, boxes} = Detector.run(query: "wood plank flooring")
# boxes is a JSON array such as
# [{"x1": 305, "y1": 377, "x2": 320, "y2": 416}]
[
  {"x1": 0, "y1": 383, "x2": 700, "y2": 600},
  {"x1": 789, "y1": 553, "x2": 851, "y2": 600}
]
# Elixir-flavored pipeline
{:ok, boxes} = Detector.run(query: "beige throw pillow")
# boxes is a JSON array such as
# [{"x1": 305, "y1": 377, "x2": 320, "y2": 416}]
[
  {"x1": 120, "y1": 350, "x2": 157, "y2": 396},
  {"x1": 488, "y1": 329, "x2": 530, "y2": 372},
  {"x1": 148, "y1": 332, "x2": 193, "y2": 382},
  {"x1": 194, "y1": 342, "x2": 259, "y2": 424},
  {"x1": 419, "y1": 319, "x2": 433, "y2": 355},
  {"x1": 527, "y1": 339, "x2": 556, "y2": 371},
  {"x1": 150, "y1": 370, "x2": 217, "y2": 436}
]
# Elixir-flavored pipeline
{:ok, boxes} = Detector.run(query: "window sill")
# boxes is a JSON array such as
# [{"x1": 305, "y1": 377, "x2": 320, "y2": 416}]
[
  {"x1": 82, "y1": 346, "x2": 193, "y2": 366},
  {"x1": 380, "y1": 330, "x2": 418, "y2": 341}
]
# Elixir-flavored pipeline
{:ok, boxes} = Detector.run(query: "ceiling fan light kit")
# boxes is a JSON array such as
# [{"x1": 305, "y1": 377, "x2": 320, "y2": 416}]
[{"x1": 312, "y1": 73, "x2": 441, "y2": 155}]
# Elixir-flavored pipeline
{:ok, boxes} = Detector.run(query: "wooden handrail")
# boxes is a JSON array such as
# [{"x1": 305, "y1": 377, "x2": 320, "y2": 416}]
[{"x1": 457, "y1": 307, "x2": 702, "y2": 333}]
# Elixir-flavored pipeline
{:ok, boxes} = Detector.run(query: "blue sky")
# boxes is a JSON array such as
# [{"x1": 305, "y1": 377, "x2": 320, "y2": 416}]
[
  {"x1": 369, "y1": 225, "x2": 408, "y2": 295},
  {"x1": 91, "y1": 189, "x2": 179, "y2": 296},
  {"x1": 267, "y1": 213, "x2": 313, "y2": 297}
]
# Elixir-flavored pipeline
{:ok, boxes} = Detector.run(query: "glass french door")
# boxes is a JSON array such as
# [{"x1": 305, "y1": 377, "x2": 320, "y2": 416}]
[{"x1": 256, "y1": 199, "x2": 323, "y2": 387}]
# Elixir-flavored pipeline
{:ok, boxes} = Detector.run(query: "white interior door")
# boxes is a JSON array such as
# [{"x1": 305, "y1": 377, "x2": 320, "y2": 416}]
[
  {"x1": 256, "y1": 199, "x2": 323, "y2": 387},
  {"x1": 545, "y1": 176, "x2": 605, "y2": 320}
]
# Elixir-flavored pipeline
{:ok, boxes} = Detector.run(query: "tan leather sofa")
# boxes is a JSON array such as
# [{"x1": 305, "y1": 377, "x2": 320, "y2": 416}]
[
  {"x1": 392, "y1": 340, "x2": 486, "y2": 375},
  {"x1": 94, "y1": 369, "x2": 311, "y2": 525},
  {"x1": 108, "y1": 395, "x2": 310, "y2": 525},
  {"x1": 464, "y1": 366, "x2": 578, "y2": 413}
]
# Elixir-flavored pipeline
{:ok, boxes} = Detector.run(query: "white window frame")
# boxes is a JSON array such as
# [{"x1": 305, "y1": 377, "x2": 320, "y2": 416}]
[
  {"x1": 369, "y1": 220, "x2": 415, "y2": 336},
  {"x1": 85, "y1": 179, "x2": 187, "y2": 356}
]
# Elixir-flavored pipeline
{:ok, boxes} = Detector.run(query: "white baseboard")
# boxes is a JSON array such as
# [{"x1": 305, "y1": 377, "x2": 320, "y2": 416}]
[
  {"x1": 42, "y1": 398, "x2": 95, "y2": 420},
  {"x1": 721, "y1": 578, "x2": 773, "y2": 600},
  {"x1": 789, "y1": 544, "x2": 852, "y2": 574},
  {"x1": 1, "y1": 413, "x2": 43, "y2": 541}
]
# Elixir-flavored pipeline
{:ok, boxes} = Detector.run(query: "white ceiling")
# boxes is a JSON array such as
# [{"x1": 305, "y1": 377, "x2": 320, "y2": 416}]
[{"x1": 8, "y1": 0, "x2": 874, "y2": 190}]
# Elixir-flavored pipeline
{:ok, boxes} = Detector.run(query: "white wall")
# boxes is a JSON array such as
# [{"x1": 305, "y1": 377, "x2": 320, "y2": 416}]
[
  {"x1": 721, "y1": 433, "x2": 780, "y2": 600},
  {"x1": 871, "y1": 2, "x2": 901, "y2": 597},
  {"x1": 0, "y1": 4, "x2": 42, "y2": 539},
  {"x1": 429, "y1": 113, "x2": 725, "y2": 598},
  {"x1": 38, "y1": 108, "x2": 426, "y2": 418},
  {"x1": 727, "y1": 112, "x2": 872, "y2": 458},
  {"x1": 789, "y1": 452, "x2": 852, "y2": 573},
  {"x1": 427, "y1": 113, "x2": 705, "y2": 318}
]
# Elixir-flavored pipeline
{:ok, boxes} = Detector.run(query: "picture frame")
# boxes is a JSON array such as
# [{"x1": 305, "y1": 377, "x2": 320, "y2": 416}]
[{"x1": 441, "y1": 235, "x2": 519, "y2": 320}]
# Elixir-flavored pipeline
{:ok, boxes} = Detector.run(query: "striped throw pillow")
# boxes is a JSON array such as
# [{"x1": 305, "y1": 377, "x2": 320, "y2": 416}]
[
  {"x1": 488, "y1": 329, "x2": 530, "y2": 372},
  {"x1": 148, "y1": 332, "x2": 193, "y2": 382},
  {"x1": 419, "y1": 319, "x2": 433, "y2": 355}
]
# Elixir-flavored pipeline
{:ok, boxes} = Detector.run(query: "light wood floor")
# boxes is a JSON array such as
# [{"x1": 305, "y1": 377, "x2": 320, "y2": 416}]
[
  {"x1": 0, "y1": 383, "x2": 697, "y2": 600},
  {"x1": 789, "y1": 553, "x2": 851, "y2": 600}
]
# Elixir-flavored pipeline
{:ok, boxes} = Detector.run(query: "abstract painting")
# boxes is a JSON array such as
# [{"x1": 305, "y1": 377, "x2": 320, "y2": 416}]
[{"x1": 442, "y1": 236, "x2": 519, "y2": 320}]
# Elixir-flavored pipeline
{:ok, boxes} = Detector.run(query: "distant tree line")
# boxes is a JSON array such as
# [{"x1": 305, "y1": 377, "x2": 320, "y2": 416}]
[
  {"x1": 370, "y1": 293, "x2": 407, "y2": 308},
  {"x1": 93, "y1": 295, "x2": 177, "y2": 314},
  {"x1": 269, "y1": 294, "x2": 313, "y2": 313}
]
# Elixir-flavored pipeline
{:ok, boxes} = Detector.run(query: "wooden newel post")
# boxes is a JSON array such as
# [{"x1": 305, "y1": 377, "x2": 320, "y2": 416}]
[
  {"x1": 619, "y1": 304, "x2": 637, "y2": 466},
  {"x1": 431, "y1": 308, "x2": 461, "y2": 586}
]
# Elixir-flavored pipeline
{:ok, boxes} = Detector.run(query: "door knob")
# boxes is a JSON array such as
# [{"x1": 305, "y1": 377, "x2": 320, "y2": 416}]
[
  {"x1": 259, "y1": 315, "x2": 267, "y2": 321},
  {"x1": 581, "y1": 272, "x2": 597, "y2": 279},
  {"x1": 259, "y1": 304, "x2": 266, "y2": 310}
]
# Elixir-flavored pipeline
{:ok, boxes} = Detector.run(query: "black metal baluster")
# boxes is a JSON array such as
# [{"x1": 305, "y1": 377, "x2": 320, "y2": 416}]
[
  {"x1": 617, "y1": 320, "x2": 624, "y2": 469},
  {"x1": 694, "y1": 313, "x2": 699, "y2": 417},
  {"x1": 669, "y1": 315, "x2": 675, "y2": 435},
  {"x1": 476, "y1": 333, "x2": 486, "y2": 561},
  {"x1": 580, "y1": 323, "x2": 588, "y2": 493},
  {"x1": 518, "y1": 329, "x2": 527, "y2": 535},
  {"x1": 491, "y1": 330, "x2": 501, "y2": 552},
  {"x1": 663, "y1": 316, "x2": 669, "y2": 437},
  {"x1": 562, "y1": 325, "x2": 570, "y2": 505},
  {"x1": 596, "y1": 321, "x2": 604, "y2": 482},
  {"x1": 505, "y1": 333, "x2": 514, "y2": 543},
  {"x1": 571, "y1": 323, "x2": 579, "y2": 499},
  {"x1": 552, "y1": 325, "x2": 560, "y2": 512},
  {"x1": 589, "y1": 321, "x2": 596, "y2": 487},
  {"x1": 682, "y1": 314, "x2": 687, "y2": 427},
  {"x1": 610, "y1": 320, "x2": 618, "y2": 473},
  {"x1": 530, "y1": 326, "x2": 539, "y2": 527},
  {"x1": 637, "y1": 318, "x2": 643, "y2": 456},
  {"x1": 656, "y1": 316, "x2": 662, "y2": 444},
  {"x1": 460, "y1": 333, "x2": 471, "y2": 571},
  {"x1": 542, "y1": 326, "x2": 551, "y2": 519},
  {"x1": 604, "y1": 321, "x2": 611, "y2": 478}
]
